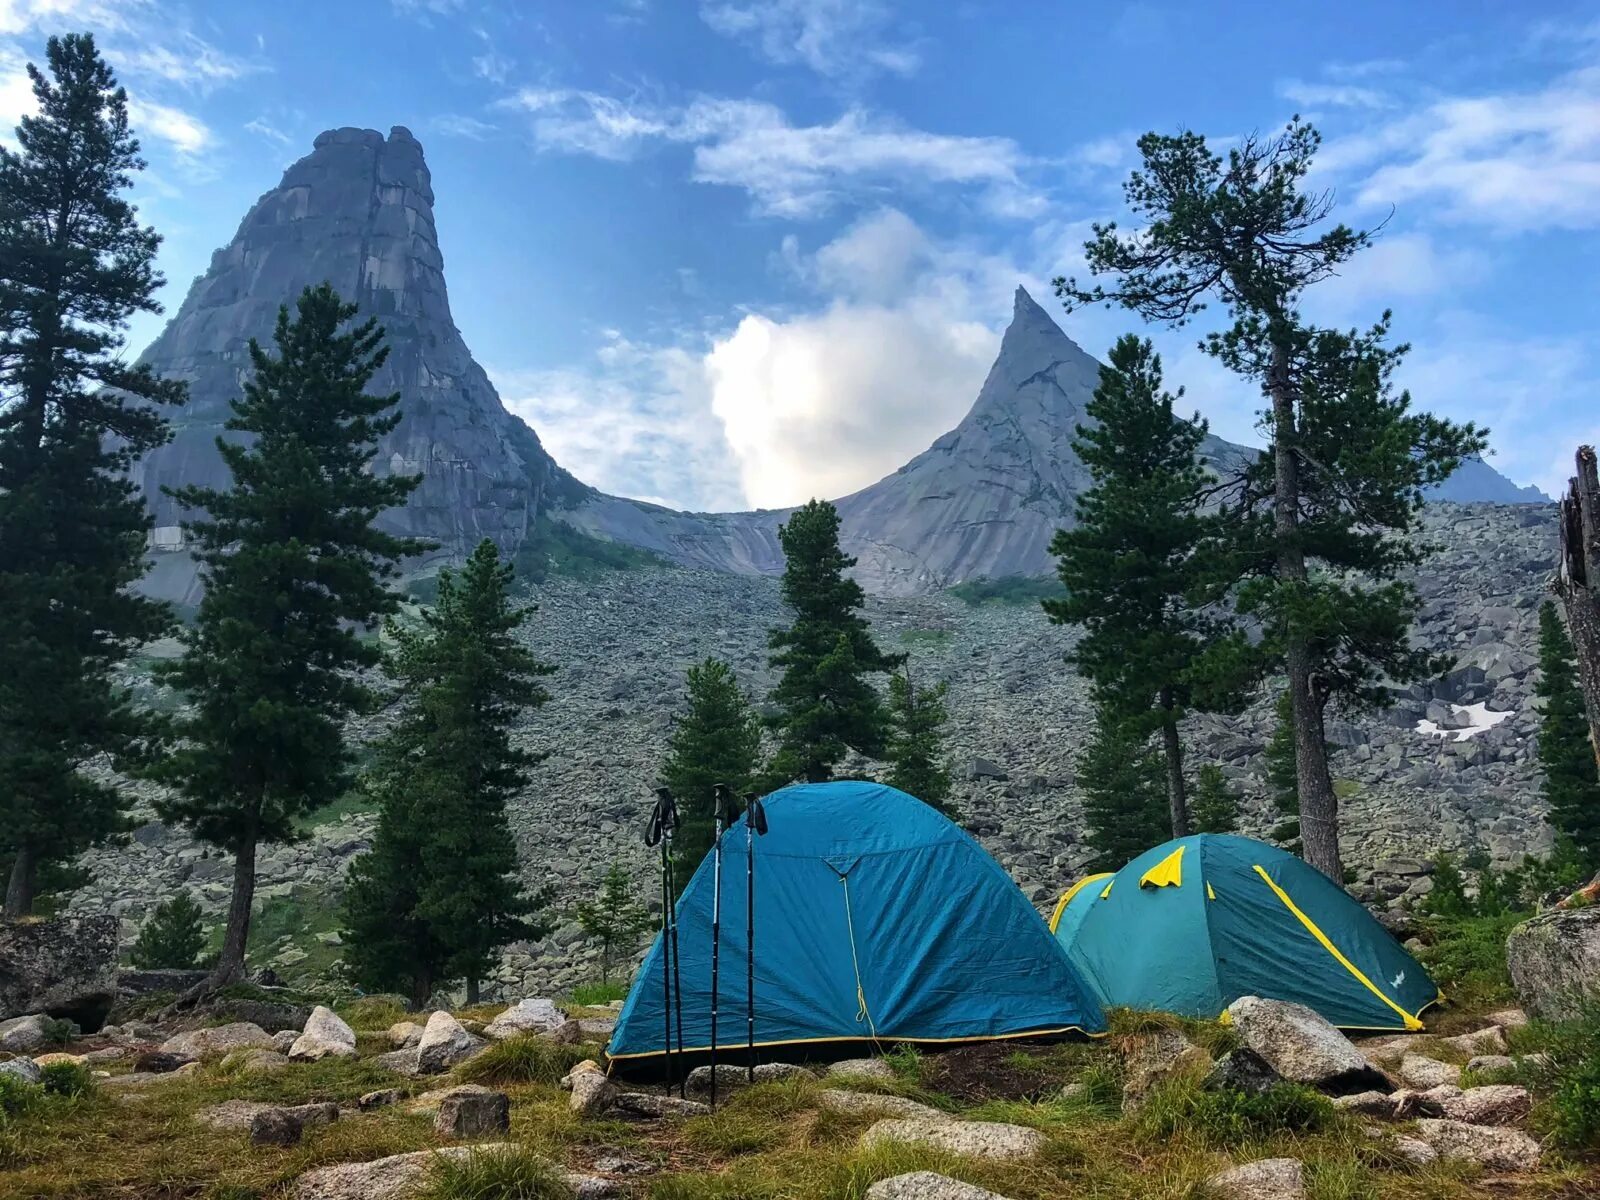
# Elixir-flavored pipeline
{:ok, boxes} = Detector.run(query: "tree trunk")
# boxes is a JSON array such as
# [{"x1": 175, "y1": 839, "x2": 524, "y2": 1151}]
[
  {"x1": 3, "y1": 842, "x2": 37, "y2": 920},
  {"x1": 1267, "y1": 340, "x2": 1343, "y2": 882},
  {"x1": 410, "y1": 972, "x2": 432, "y2": 1012},
  {"x1": 212, "y1": 835, "x2": 257, "y2": 984},
  {"x1": 466, "y1": 977, "x2": 480, "y2": 1005},
  {"x1": 1159, "y1": 692, "x2": 1189, "y2": 837},
  {"x1": 1557, "y1": 445, "x2": 1600, "y2": 774}
]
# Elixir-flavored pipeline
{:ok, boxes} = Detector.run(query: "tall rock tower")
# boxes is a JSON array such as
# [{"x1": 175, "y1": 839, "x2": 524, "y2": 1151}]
[{"x1": 133, "y1": 126, "x2": 580, "y2": 604}]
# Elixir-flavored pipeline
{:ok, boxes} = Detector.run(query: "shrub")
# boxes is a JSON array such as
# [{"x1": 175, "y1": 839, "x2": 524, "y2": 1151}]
[
  {"x1": 1415, "y1": 912, "x2": 1525, "y2": 1009},
  {"x1": 40, "y1": 1016, "x2": 79, "y2": 1046},
  {"x1": 341, "y1": 993, "x2": 411, "y2": 1031},
  {"x1": 39, "y1": 1060, "x2": 92, "y2": 1099},
  {"x1": 568, "y1": 981, "x2": 627, "y2": 1007},
  {"x1": 419, "y1": 1146, "x2": 573, "y2": 1200},
  {"x1": 0, "y1": 1074, "x2": 42, "y2": 1119},
  {"x1": 453, "y1": 1034, "x2": 590, "y2": 1086},
  {"x1": 1133, "y1": 1079, "x2": 1334, "y2": 1148},
  {"x1": 129, "y1": 890, "x2": 209, "y2": 969},
  {"x1": 1526, "y1": 1003, "x2": 1600, "y2": 1149}
]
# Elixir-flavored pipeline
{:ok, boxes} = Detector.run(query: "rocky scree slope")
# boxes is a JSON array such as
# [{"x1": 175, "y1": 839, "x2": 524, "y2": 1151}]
[{"x1": 74, "y1": 504, "x2": 1559, "y2": 997}]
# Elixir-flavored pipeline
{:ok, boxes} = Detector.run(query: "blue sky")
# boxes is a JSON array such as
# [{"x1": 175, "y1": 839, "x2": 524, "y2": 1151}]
[{"x1": 3, "y1": 1, "x2": 1598, "y2": 510}]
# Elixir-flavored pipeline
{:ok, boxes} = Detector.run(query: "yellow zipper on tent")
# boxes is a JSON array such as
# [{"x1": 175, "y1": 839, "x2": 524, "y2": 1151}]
[
  {"x1": 1048, "y1": 872, "x2": 1114, "y2": 933},
  {"x1": 1251, "y1": 864, "x2": 1424, "y2": 1031}
]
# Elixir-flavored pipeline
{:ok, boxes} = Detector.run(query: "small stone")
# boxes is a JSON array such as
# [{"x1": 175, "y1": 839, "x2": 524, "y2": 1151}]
[
  {"x1": 1399, "y1": 1053, "x2": 1460, "y2": 1090},
  {"x1": 416, "y1": 1010, "x2": 481, "y2": 1074},
  {"x1": 860, "y1": 1118, "x2": 1045, "y2": 1161},
  {"x1": 1439, "y1": 1026, "x2": 1508, "y2": 1056},
  {"x1": 435, "y1": 1085, "x2": 511, "y2": 1137},
  {"x1": 83, "y1": 1046, "x2": 127, "y2": 1065},
  {"x1": 483, "y1": 997, "x2": 566, "y2": 1039},
  {"x1": 1465, "y1": 1053, "x2": 1516, "y2": 1075},
  {"x1": 1438, "y1": 1084, "x2": 1532, "y2": 1126},
  {"x1": 570, "y1": 1069, "x2": 620, "y2": 1117},
  {"x1": 386, "y1": 1021, "x2": 424, "y2": 1049},
  {"x1": 609, "y1": 1091, "x2": 711, "y2": 1119},
  {"x1": 1204, "y1": 1157, "x2": 1306, "y2": 1200},
  {"x1": 1414, "y1": 1118, "x2": 1543, "y2": 1171},
  {"x1": 560, "y1": 1059, "x2": 603, "y2": 1091},
  {"x1": 359, "y1": 1088, "x2": 404, "y2": 1110},
  {"x1": 1332, "y1": 1090, "x2": 1395, "y2": 1117},
  {"x1": 819, "y1": 1089, "x2": 950, "y2": 1122},
  {"x1": 1202, "y1": 1048, "x2": 1283, "y2": 1096},
  {"x1": 827, "y1": 1057, "x2": 895, "y2": 1082},
  {"x1": 134, "y1": 1050, "x2": 194, "y2": 1074},
  {"x1": 1391, "y1": 1136, "x2": 1438, "y2": 1166},
  {"x1": 0, "y1": 1014, "x2": 51, "y2": 1053},
  {"x1": 290, "y1": 1006, "x2": 357, "y2": 1061},
  {"x1": 250, "y1": 1108, "x2": 303, "y2": 1146},
  {"x1": 865, "y1": 1171, "x2": 1015, "y2": 1200}
]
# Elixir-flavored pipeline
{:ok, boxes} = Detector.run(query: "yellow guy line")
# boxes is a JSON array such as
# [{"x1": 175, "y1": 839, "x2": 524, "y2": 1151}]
[{"x1": 1252, "y1": 865, "x2": 1424, "y2": 1031}]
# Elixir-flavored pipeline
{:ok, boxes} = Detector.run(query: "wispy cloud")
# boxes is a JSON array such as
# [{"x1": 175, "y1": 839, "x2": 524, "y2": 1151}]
[
  {"x1": 700, "y1": 0, "x2": 920, "y2": 82},
  {"x1": 1279, "y1": 79, "x2": 1393, "y2": 110},
  {"x1": 428, "y1": 113, "x2": 497, "y2": 140},
  {"x1": 127, "y1": 96, "x2": 212, "y2": 157},
  {"x1": 243, "y1": 116, "x2": 292, "y2": 146},
  {"x1": 107, "y1": 33, "x2": 261, "y2": 92},
  {"x1": 504, "y1": 87, "x2": 1042, "y2": 219}
]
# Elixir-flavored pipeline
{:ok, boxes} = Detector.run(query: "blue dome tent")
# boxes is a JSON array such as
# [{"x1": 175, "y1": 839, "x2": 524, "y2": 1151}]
[
  {"x1": 609, "y1": 782, "x2": 1105, "y2": 1068},
  {"x1": 1051, "y1": 834, "x2": 1440, "y2": 1031}
]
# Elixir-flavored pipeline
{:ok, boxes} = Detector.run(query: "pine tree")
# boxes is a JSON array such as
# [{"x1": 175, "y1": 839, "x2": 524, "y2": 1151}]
[
  {"x1": 1536, "y1": 601, "x2": 1600, "y2": 868},
  {"x1": 1078, "y1": 706, "x2": 1168, "y2": 871},
  {"x1": 1190, "y1": 764, "x2": 1240, "y2": 834},
  {"x1": 0, "y1": 34, "x2": 185, "y2": 917},
  {"x1": 149, "y1": 285, "x2": 422, "y2": 985},
  {"x1": 660, "y1": 658, "x2": 761, "y2": 889},
  {"x1": 129, "y1": 891, "x2": 208, "y2": 970},
  {"x1": 885, "y1": 668, "x2": 955, "y2": 815},
  {"x1": 767, "y1": 500, "x2": 901, "y2": 784},
  {"x1": 576, "y1": 862, "x2": 652, "y2": 982},
  {"x1": 1059, "y1": 120, "x2": 1486, "y2": 881},
  {"x1": 342, "y1": 539, "x2": 554, "y2": 1005},
  {"x1": 1045, "y1": 334, "x2": 1253, "y2": 837}
]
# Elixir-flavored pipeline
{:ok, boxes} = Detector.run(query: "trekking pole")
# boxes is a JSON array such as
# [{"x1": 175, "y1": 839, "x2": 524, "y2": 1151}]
[
  {"x1": 646, "y1": 787, "x2": 679, "y2": 1095},
  {"x1": 665, "y1": 830, "x2": 686, "y2": 1099},
  {"x1": 709, "y1": 783, "x2": 732, "y2": 1109},
  {"x1": 744, "y1": 792, "x2": 769, "y2": 1084}
]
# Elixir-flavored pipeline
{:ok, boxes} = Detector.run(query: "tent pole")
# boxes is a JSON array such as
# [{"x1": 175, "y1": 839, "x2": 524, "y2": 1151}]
[
  {"x1": 646, "y1": 788, "x2": 679, "y2": 1096},
  {"x1": 745, "y1": 793, "x2": 768, "y2": 1083},
  {"x1": 709, "y1": 783, "x2": 731, "y2": 1109}
]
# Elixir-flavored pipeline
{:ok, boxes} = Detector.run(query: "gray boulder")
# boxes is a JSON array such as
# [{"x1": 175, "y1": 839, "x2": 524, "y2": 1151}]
[
  {"x1": 860, "y1": 1118, "x2": 1045, "y2": 1160},
  {"x1": 819, "y1": 1090, "x2": 950, "y2": 1122},
  {"x1": 161, "y1": 1022, "x2": 274, "y2": 1059},
  {"x1": 686, "y1": 1061, "x2": 812, "y2": 1097},
  {"x1": 0, "y1": 1013, "x2": 50, "y2": 1053},
  {"x1": 0, "y1": 914, "x2": 118, "y2": 1028},
  {"x1": 290, "y1": 1006, "x2": 357, "y2": 1060},
  {"x1": 483, "y1": 997, "x2": 566, "y2": 1040},
  {"x1": 1438, "y1": 1084, "x2": 1532, "y2": 1126},
  {"x1": 1505, "y1": 907, "x2": 1600, "y2": 1019},
  {"x1": 415, "y1": 1011, "x2": 482, "y2": 1074},
  {"x1": 1203, "y1": 1048, "x2": 1284, "y2": 1096},
  {"x1": 827, "y1": 1057, "x2": 895, "y2": 1082},
  {"x1": 1225, "y1": 997, "x2": 1389, "y2": 1094},
  {"x1": 610, "y1": 1091, "x2": 711, "y2": 1119},
  {"x1": 0, "y1": 1056, "x2": 42, "y2": 1084},
  {"x1": 435, "y1": 1085, "x2": 511, "y2": 1137},
  {"x1": 1414, "y1": 1119, "x2": 1543, "y2": 1170},
  {"x1": 250, "y1": 1108, "x2": 303, "y2": 1147},
  {"x1": 292, "y1": 1147, "x2": 616, "y2": 1200},
  {"x1": 865, "y1": 1172, "x2": 1014, "y2": 1200},
  {"x1": 1204, "y1": 1158, "x2": 1306, "y2": 1200},
  {"x1": 1398, "y1": 1053, "x2": 1460, "y2": 1090},
  {"x1": 569, "y1": 1069, "x2": 619, "y2": 1118}
]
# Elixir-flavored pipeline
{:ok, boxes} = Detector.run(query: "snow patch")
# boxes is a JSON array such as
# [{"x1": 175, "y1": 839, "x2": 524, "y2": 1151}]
[{"x1": 1417, "y1": 702, "x2": 1515, "y2": 742}]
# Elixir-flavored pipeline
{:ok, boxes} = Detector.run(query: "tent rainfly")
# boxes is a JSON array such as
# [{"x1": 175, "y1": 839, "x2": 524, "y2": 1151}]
[
  {"x1": 609, "y1": 781, "x2": 1106, "y2": 1069},
  {"x1": 1051, "y1": 834, "x2": 1440, "y2": 1032}
]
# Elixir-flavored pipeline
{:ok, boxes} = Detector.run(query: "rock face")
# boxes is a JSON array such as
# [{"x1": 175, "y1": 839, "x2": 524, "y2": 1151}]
[
  {"x1": 1505, "y1": 907, "x2": 1600, "y2": 1019},
  {"x1": 0, "y1": 914, "x2": 118, "y2": 1028},
  {"x1": 131, "y1": 126, "x2": 581, "y2": 607},
  {"x1": 866, "y1": 1173, "x2": 1013, "y2": 1200}
]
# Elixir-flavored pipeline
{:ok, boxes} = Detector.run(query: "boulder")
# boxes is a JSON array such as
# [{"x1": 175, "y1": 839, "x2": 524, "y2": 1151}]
[
  {"x1": 1398, "y1": 1053, "x2": 1460, "y2": 1090},
  {"x1": 1225, "y1": 997, "x2": 1389, "y2": 1094},
  {"x1": 610, "y1": 1091, "x2": 711, "y2": 1119},
  {"x1": 387, "y1": 1021, "x2": 424, "y2": 1049},
  {"x1": 434, "y1": 1085, "x2": 511, "y2": 1137},
  {"x1": 1414, "y1": 1119, "x2": 1543, "y2": 1171},
  {"x1": 1505, "y1": 907, "x2": 1600, "y2": 1020},
  {"x1": 483, "y1": 997, "x2": 565, "y2": 1039},
  {"x1": 375, "y1": 1048, "x2": 422, "y2": 1076},
  {"x1": 1392, "y1": 1084, "x2": 1462, "y2": 1119},
  {"x1": 560, "y1": 1060, "x2": 603, "y2": 1091},
  {"x1": 0, "y1": 1057, "x2": 42, "y2": 1084},
  {"x1": 861, "y1": 1118, "x2": 1045, "y2": 1161},
  {"x1": 0, "y1": 1013, "x2": 50, "y2": 1053},
  {"x1": 1202, "y1": 1048, "x2": 1283, "y2": 1096},
  {"x1": 161, "y1": 1022, "x2": 274, "y2": 1059},
  {"x1": 415, "y1": 1011, "x2": 482, "y2": 1074},
  {"x1": 570, "y1": 1069, "x2": 619, "y2": 1118},
  {"x1": 359, "y1": 1088, "x2": 404, "y2": 1110},
  {"x1": 226, "y1": 1048, "x2": 291, "y2": 1075},
  {"x1": 1466, "y1": 1053, "x2": 1517, "y2": 1075},
  {"x1": 1438, "y1": 1084, "x2": 1532, "y2": 1127},
  {"x1": 250, "y1": 1108, "x2": 303, "y2": 1147},
  {"x1": 819, "y1": 1089, "x2": 951, "y2": 1122},
  {"x1": 271, "y1": 1029, "x2": 299, "y2": 1053},
  {"x1": 827, "y1": 1057, "x2": 895, "y2": 1082},
  {"x1": 1121, "y1": 1029, "x2": 1211, "y2": 1109},
  {"x1": 1391, "y1": 1135, "x2": 1438, "y2": 1166},
  {"x1": 198, "y1": 1100, "x2": 339, "y2": 1132},
  {"x1": 1331, "y1": 1091, "x2": 1396, "y2": 1117},
  {"x1": 290, "y1": 1006, "x2": 357, "y2": 1061},
  {"x1": 1204, "y1": 1158, "x2": 1306, "y2": 1200},
  {"x1": 292, "y1": 1147, "x2": 617, "y2": 1200},
  {"x1": 1438, "y1": 1026, "x2": 1507, "y2": 1056},
  {"x1": 686, "y1": 1061, "x2": 812, "y2": 1097},
  {"x1": 865, "y1": 1172, "x2": 1015, "y2": 1200},
  {"x1": 0, "y1": 914, "x2": 118, "y2": 1029}
]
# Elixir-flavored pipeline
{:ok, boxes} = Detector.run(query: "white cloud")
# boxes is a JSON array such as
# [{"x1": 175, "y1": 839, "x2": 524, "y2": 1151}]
[
  {"x1": 1278, "y1": 79, "x2": 1392, "y2": 110},
  {"x1": 1325, "y1": 65, "x2": 1600, "y2": 230},
  {"x1": 108, "y1": 33, "x2": 258, "y2": 92},
  {"x1": 700, "y1": 0, "x2": 920, "y2": 81},
  {"x1": 505, "y1": 88, "x2": 1041, "y2": 218},
  {"x1": 429, "y1": 113, "x2": 496, "y2": 140},
  {"x1": 127, "y1": 96, "x2": 212, "y2": 156},
  {"x1": 243, "y1": 116, "x2": 291, "y2": 146},
  {"x1": 0, "y1": 0, "x2": 140, "y2": 38}
]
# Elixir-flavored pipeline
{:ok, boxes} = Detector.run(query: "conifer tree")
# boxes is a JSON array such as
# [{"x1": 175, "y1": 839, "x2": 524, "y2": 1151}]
[
  {"x1": 1059, "y1": 119, "x2": 1486, "y2": 879},
  {"x1": 885, "y1": 668, "x2": 954, "y2": 815},
  {"x1": 130, "y1": 891, "x2": 208, "y2": 970},
  {"x1": 1078, "y1": 706, "x2": 1168, "y2": 871},
  {"x1": 660, "y1": 658, "x2": 761, "y2": 888},
  {"x1": 1536, "y1": 601, "x2": 1600, "y2": 867},
  {"x1": 0, "y1": 34, "x2": 185, "y2": 917},
  {"x1": 1045, "y1": 335, "x2": 1252, "y2": 837},
  {"x1": 1190, "y1": 764, "x2": 1240, "y2": 834},
  {"x1": 767, "y1": 500, "x2": 901, "y2": 783},
  {"x1": 150, "y1": 285, "x2": 421, "y2": 985},
  {"x1": 1265, "y1": 690, "x2": 1303, "y2": 852},
  {"x1": 576, "y1": 863, "x2": 652, "y2": 982},
  {"x1": 342, "y1": 539, "x2": 554, "y2": 1005}
]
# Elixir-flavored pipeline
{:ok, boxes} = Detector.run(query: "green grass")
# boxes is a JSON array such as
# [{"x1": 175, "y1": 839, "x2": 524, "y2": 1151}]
[
  {"x1": 1130, "y1": 1078, "x2": 1337, "y2": 1149},
  {"x1": 243, "y1": 892, "x2": 345, "y2": 982},
  {"x1": 296, "y1": 789, "x2": 379, "y2": 831},
  {"x1": 513, "y1": 517, "x2": 663, "y2": 583},
  {"x1": 946, "y1": 575, "x2": 1065, "y2": 607},
  {"x1": 567, "y1": 980, "x2": 627, "y2": 1007},
  {"x1": 1414, "y1": 911, "x2": 1527, "y2": 1009},
  {"x1": 451, "y1": 1034, "x2": 593, "y2": 1086},
  {"x1": 1332, "y1": 778, "x2": 1363, "y2": 799},
  {"x1": 418, "y1": 1146, "x2": 574, "y2": 1200}
]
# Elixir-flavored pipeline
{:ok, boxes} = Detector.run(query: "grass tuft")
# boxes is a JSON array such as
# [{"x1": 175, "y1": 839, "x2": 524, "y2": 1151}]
[
  {"x1": 568, "y1": 981, "x2": 627, "y2": 1007},
  {"x1": 1131, "y1": 1078, "x2": 1336, "y2": 1149},
  {"x1": 453, "y1": 1034, "x2": 592, "y2": 1086},
  {"x1": 418, "y1": 1146, "x2": 575, "y2": 1200}
]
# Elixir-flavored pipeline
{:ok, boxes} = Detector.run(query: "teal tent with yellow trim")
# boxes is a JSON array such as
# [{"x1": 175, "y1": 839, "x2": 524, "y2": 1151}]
[
  {"x1": 1050, "y1": 834, "x2": 1439, "y2": 1031},
  {"x1": 609, "y1": 781, "x2": 1105, "y2": 1069}
]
